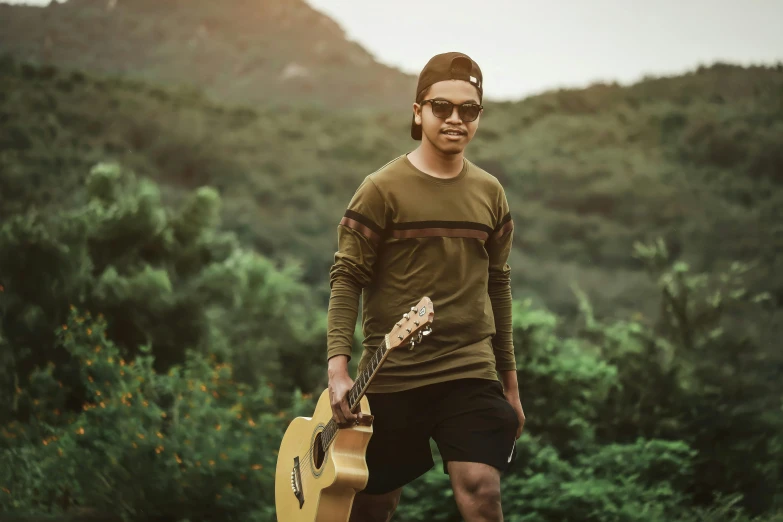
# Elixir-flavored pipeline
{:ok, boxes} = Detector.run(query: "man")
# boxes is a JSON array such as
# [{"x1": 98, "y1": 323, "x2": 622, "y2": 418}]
[{"x1": 327, "y1": 51, "x2": 525, "y2": 522}]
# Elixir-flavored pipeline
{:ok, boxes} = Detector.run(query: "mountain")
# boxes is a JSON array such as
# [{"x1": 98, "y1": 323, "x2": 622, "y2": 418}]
[
  {"x1": 2, "y1": 55, "x2": 781, "y2": 320},
  {"x1": 0, "y1": 0, "x2": 417, "y2": 110}
]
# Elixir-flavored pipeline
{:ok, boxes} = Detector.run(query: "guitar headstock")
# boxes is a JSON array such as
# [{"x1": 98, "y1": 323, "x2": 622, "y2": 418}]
[{"x1": 387, "y1": 296, "x2": 434, "y2": 351}]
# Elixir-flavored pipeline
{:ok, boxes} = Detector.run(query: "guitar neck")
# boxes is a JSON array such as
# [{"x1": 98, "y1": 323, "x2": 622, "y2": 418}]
[
  {"x1": 348, "y1": 334, "x2": 390, "y2": 412},
  {"x1": 321, "y1": 335, "x2": 390, "y2": 451}
]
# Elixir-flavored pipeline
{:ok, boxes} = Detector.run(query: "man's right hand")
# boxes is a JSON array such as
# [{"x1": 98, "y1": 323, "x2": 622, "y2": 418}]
[{"x1": 328, "y1": 355, "x2": 358, "y2": 428}]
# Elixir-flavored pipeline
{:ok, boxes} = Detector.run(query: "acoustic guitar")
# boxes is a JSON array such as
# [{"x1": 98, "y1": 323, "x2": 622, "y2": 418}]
[{"x1": 274, "y1": 296, "x2": 434, "y2": 522}]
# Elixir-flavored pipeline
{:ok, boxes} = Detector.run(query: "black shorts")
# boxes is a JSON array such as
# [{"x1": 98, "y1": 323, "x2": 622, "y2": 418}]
[{"x1": 362, "y1": 377, "x2": 519, "y2": 495}]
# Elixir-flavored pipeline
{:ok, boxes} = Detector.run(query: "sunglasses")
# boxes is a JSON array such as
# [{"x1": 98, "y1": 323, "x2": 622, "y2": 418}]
[{"x1": 420, "y1": 99, "x2": 483, "y2": 123}]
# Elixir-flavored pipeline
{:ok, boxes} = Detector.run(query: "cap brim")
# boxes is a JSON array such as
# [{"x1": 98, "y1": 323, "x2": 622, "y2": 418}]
[{"x1": 411, "y1": 115, "x2": 422, "y2": 141}]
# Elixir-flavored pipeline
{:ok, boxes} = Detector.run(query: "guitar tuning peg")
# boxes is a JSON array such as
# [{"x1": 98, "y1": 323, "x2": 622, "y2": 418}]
[
  {"x1": 422, "y1": 327, "x2": 433, "y2": 336},
  {"x1": 403, "y1": 313, "x2": 410, "y2": 320},
  {"x1": 409, "y1": 340, "x2": 415, "y2": 351},
  {"x1": 410, "y1": 307, "x2": 417, "y2": 312},
  {"x1": 398, "y1": 335, "x2": 404, "y2": 340}
]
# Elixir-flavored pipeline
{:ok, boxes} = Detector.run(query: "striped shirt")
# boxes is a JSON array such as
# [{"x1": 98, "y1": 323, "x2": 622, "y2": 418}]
[{"x1": 327, "y1": 154, "x2": 516, "y2": 393}]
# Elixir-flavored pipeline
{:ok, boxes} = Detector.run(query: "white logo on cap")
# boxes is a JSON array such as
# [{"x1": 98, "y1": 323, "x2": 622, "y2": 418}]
[{"x1": 470, "y1": 75, "x2": 477, "y2": 84}]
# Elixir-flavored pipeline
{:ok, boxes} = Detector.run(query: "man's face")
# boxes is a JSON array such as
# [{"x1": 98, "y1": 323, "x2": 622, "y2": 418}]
[{"x1": 413, "y1": 79, "x2": 482, "y2": 155}]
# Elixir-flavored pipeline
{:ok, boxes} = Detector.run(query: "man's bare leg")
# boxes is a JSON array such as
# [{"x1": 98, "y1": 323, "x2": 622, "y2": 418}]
[
  {"x1": 349, "y1": 488, "x2": 403, "y2": 522},
  {"x1": 448, "y1": 461, "x2": 503, "y2": 522}
]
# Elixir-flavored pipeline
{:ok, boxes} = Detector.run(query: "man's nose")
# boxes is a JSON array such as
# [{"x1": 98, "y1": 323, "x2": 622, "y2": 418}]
[{"x1": 445, "y1": 106, "x2": 462, "y2": 123}]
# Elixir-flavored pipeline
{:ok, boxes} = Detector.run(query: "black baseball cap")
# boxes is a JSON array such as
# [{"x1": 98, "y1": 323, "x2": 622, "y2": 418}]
[{"x1": 411, "y1": 52, "x2": 483, "y2": 140}]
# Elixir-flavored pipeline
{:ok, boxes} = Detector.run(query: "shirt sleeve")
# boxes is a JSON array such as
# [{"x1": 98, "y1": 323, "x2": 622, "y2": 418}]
[
  {"x1": 486, "y1": 185, "x2": 516, "y2": 371},
  {"x1": 327, "y1": 176, "x2": 387, "y2": 362}
]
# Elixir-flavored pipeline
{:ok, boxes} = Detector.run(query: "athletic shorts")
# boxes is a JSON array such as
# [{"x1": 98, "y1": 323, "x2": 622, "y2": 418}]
[{"x1": 361, "y1": 377, "x2": 520, "y2": 495}]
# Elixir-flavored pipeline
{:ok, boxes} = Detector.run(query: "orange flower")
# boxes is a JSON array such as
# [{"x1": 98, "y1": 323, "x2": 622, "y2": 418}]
[
  {"x1": 88, "y1": 376, "x2": 94, "y2": 383},
  {"x1": 247, "y1": 419, "x2": 256, "y2": 427},
  {"x1": 219, "y1": 452, "x2": 228, "y2": 460},
  {"x1": 208, "y1": 460, "x2": 215, "y2": 467},
  {"x1": 76, "y1": 427, "x2": 85, "y2": 435},
  {"x1": 215, "y1": 424, "x2": 221, "y2": 431},
  {"x1": 200, "y1": 384, "x2": 207, "y2": 392},
  {"x1": 251, "y1": 464, "x2": 263, "y2": 470},
  {"x1": 175, "y1": 454, "x2": 183, "y2": 464},
  {"x1": 86, "y1": 360, "x2": 92, "y2": 366},
  {"x1": 137, "y1": 433, "x2": 145, "y2": 440},
  {"x1": 62, "y1": 325, "x2": 68, "y2": 331},
  {"x1": 156, "y1": 432, "x2": 164, "y2": 439},
  {"x1": 87, "y1": 328, "x2": 93, "y2": 336}
]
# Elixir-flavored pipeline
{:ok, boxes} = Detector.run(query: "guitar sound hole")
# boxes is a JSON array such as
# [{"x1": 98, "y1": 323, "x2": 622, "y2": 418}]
[{"x1": 313, "y1": 431, "x2": 326, "y2": 469}]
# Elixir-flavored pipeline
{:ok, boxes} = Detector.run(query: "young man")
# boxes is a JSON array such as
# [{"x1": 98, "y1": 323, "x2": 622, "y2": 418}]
[{"x1": 327, "y1": 51, "x2": 525, "y2": 522}]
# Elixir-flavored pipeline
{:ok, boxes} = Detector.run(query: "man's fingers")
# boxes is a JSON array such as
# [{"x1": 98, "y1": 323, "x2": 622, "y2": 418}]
[{"x1": 340, "y1": 398, "x2": 357, "y2": 423}]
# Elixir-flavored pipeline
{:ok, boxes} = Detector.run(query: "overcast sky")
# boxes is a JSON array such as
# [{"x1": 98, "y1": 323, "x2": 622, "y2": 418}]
[
  {"x1": 305, "y1": 0, "x2": 783, "y2": 100},
  {"x1": 5, "y1": 0, "x2": 783, "y2": 101}
]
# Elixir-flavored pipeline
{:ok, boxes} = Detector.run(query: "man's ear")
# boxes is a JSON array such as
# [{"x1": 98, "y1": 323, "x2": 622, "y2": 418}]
[{"x1": 413, "y1": 102, "x2": 422, "y2": 125}]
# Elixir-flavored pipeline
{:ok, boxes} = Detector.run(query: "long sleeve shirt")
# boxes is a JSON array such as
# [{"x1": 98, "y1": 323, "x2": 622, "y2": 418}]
[{"x1": 327, "y1": 154, "x2": 516, "y2": 393}]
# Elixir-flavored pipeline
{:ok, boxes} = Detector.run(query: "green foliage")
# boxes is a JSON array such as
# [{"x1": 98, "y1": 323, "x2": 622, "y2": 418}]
[
  {"x1": 2, "y1": 56, "x2": 782, "y2": 322},
  {"x1": 0, "y1": 163, "x2": 327, "y2": 430},
  {"x1": 0, "y1": 47, "x2": 781, "y2": 520},
  {"x1": 0, "y1": 307, "x2": 312, "y2": 521}
]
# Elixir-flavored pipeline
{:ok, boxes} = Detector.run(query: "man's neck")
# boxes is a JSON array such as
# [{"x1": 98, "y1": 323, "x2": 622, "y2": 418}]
[{"x1": 407, "y1": 141, "x2": 464, "y2": 180}]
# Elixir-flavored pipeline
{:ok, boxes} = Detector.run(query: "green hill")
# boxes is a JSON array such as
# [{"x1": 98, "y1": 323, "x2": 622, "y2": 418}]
[
  {"x1": 1, "y1": 55, "x2": 781, "y2": 321},
  {"x1": 0, "y1": 0, "x2": 416, "y2": 110}
]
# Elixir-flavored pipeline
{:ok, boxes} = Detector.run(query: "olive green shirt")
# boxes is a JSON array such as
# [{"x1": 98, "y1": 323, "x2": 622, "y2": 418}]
[{"x1": 327, "y1": 154, "x2": 516, "y2": 393}]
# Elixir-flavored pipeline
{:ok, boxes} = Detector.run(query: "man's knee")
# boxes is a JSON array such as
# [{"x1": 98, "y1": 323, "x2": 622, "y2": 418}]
[
  {"x1": 350, "y1": 488, "x2": 402, "y2": 522},
  {"x1": 455, "y1": 474, "x2": 501, "y2": 504},
  {"x1": 449, "y1": 462, "x2": 502, "y2": 516}
]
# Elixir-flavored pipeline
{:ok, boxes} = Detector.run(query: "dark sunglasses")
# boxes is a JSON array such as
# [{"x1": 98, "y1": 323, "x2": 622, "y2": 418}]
[{"x1": 420, "y1": 99, "x2": 483, "y2": 123}]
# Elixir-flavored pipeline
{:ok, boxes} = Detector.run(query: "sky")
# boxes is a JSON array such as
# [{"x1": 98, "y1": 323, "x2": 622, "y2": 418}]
[
  {"x1": 5, "y1": 0, "x2": 783, "y2": 101},
  {"x1": 305, "y1": 0, "x2": 783, "y2": 100}
]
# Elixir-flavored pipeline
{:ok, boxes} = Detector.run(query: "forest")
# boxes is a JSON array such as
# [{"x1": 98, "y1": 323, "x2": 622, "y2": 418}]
[{"x1": 0, "y1": 1, "x2": 782, "y2": 520}]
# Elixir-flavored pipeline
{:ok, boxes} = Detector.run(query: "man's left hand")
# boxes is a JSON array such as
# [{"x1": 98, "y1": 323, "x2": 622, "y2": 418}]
[{"x1": 505, "y1": 391, "x2": 525, "y2": 439}]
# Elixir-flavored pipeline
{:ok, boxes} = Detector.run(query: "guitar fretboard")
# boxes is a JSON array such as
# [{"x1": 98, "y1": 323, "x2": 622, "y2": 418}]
[{"x1": 320, "y1": 337, "x2": 388, "y2": 452}]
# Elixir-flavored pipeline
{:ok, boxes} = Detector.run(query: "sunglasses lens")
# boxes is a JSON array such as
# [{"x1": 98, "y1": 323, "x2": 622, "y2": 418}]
[
  {"x1": 460, "y1": 104, "x2": 481, "y2": 122},
  {"x1": 431, "y1": 100, "x2": 454, "y2": 119}
]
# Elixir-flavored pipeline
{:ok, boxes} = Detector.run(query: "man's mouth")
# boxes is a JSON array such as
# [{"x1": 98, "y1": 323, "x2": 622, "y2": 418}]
[{"x1": 442, "y1": 129, "x2": 466, "y2": 137}]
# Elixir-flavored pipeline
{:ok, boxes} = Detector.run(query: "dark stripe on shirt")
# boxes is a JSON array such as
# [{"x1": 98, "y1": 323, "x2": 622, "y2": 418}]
[
  {"x1": 388, "y1": 220, "x2": 493, "y2": 240},
  {"x1": 492, "y1": 212, "x2": 514, "y2": 240},
  {"x1": 340, "y1": 210, "x2": 385, "y2": 245}
]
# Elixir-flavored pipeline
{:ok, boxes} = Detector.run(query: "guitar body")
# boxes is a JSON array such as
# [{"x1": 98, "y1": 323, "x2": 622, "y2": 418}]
[{"x1": 275, "y1": 388, "x2": 373, "y2": 522}]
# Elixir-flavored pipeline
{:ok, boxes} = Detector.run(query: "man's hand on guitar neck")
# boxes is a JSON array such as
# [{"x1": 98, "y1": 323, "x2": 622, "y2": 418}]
[{"x1": 328, "y1": 355, "x2": 359, "y2": 428}]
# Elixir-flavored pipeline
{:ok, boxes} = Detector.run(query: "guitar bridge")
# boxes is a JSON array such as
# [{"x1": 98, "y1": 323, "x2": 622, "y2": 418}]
[{"x1": 290, "y1": 456, "x2": 305, "y2": 508}]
